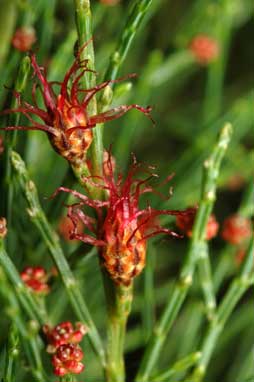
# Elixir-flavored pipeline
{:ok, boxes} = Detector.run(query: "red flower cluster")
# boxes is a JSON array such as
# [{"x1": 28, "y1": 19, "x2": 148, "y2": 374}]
[
  {"x1": 20, "y1": 266, "x2": 50, "y2": 294},
  {"x1": 221, "y1": 214, "x2": 251, "y2": 245},
  {"x1": 52, "y1": 343, "x2": 84, "y2": 376},
  {"x1": 176, "y1": 209, "x2": 219, "y2": 240},
  {"x1": 12, "y1": 26, "x2": 36, "y2": 52},
  {"x1": 1, "y1": 45, "x2": 152, "y2": 169},
  {"x1": 51, "y1": 153, "x2": 193, "y2": 285},
  {"x1": 189, "y1": 35, "x2": 219, "y2": 64},
  {"x1": 43, "y1": 321, "x2": 87, "y2": 376}
]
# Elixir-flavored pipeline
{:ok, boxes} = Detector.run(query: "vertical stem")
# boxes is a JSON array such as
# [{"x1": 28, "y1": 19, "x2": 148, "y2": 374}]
[
  {"x1": 5, "y1": 56, "x2": 30, "y2": 231},
  {"x1": 135, "y1": 123, "x2": 232, "y2": 382},
  {"x1": 4, "y1": 325, "x2": 19, "y2": 382},
  {"x1": 103, "y1": 0, "x2": 153, "y2": 83},
  {"x1": 191, "y1": 234, "x2": 254, "y2": 381},
  {"x1": 104, "y1": 275, "x2": 133, "y2": 382},
  {"x1": 11, "y1": 151, "x2": 106, "y2": 367},
  {"x1": 74, "y1": 0, "x2": 103, "y2": 178}
]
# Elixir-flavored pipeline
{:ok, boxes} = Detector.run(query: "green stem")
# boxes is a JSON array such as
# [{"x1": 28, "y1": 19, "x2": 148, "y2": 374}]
[
  {"x1": 151, "y1": 352, "x2": 202, "y2": 382},
  {"x1": 135, "y1": 123, "x2": 232, "y2": 382},
  {"x1": 74, "y1": 0, "x2": 103, "y2": 179},
  {"x1": 0, "y1": 240, "x2": 48, "y2": 325},
  {"x1": 104, "y1": 275, "x2": 133, "y2": 382},
  {"x1": 103, "y1": 0, "x2": 153, "y2": 83},
  {"x1": 191, "y1": 234, "x2": 254, "y2": 381},
  {"x1": 60, "y1": 375, "x2": 75, "y2": 382},
  {"x1": 4, "y1": 325, "x2": 19, "y2": 382},
  {"x1": 11, "y1": 151, "x2": 106, "y2": 367},
  {"x1": 5, "y1": 56, "x2": 30, "y2": 231},
  {"x1": 0, "y1": 265, "x2": 48, "y2": 381}
]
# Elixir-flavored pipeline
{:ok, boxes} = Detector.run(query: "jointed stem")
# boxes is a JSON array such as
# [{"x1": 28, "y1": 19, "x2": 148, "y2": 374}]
[
  {"x1": 191, "y1": 234, "x2": 254, "y2": 381},
  {"x1": 5, "y1": 56, "x2": 30, "y2": 232},
  {"x1": 135, "y1": 123, "x2": 232, "y2": 382},
  {"x1": 11, "y1": 151, "x2": 106, "y2": 367}
]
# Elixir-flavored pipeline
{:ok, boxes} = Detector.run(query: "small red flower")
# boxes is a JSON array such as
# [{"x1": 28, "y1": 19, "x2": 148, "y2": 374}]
[
  {"x1": 51, "y1": 153, "x2": 194, "y2": 285},
  {"x1": 189, "y1": 35, "x2": 219, "y2": 64},
  {"x1": 43, "y1": 321, "x2": 87, "y2": 353},
  {"x1": 52, "y1": 343, "x2": 84, "y2": 376},
  {"x1": 1, "y1": 43, "x2": 152, "y2": 169},
  {"x1": 221, "y1": 214, "x2": 252, "y2": 245},
  {"x1": 58, "y1": 215, "x2": 84, "y2": 241},
  {"x1": 176, "y1": 209, "x2": 219, "y2": 240},
  {"x1": 12, "y1": 26, "x2": 37, "y2": 52},
  {"x1": 20, "y1": 266, "x2": 50, "y2": 294}
]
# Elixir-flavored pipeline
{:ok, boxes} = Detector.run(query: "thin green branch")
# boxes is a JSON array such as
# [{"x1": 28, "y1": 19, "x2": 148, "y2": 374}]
[
  {"x1": 4, "y1": 325, "x2": 19, "y2": 382},
  {"x1": 0, "y1": 265, "x2": 48, "y2": 381},
  {"x1": 103, "y1": 0, "x2": 153, "y2": 82},
  {"x1": 11, "y1": 151, "x2": 106, "y2": 367},
  {"x1": 151, "y1": 352, "x2": 202, "y2": 382},
  {"x1": 191, "y1": 234, "x2": 254, "y2": 381},
  {"x1": 135, "y1": 123, "x2": 233, "y2": 382},
  {"x1": 0, "y1": 240, "x2": 47, "y2": 325},
  {"x1": 5, "y1": 56, "x2": 30, "y2": 229},
  {"x1": 73, "y1": 0, "x2": 104, "y2": 179}
]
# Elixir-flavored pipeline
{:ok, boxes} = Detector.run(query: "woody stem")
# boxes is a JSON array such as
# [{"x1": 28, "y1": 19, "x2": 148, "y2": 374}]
[{"x1": 104, "y1": 275, "x2": 133, "y2": 382}]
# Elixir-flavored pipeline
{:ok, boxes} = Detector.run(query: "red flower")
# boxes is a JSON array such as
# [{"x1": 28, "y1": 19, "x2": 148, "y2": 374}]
[
  {"x1": 1, "y1": 44, "x2": 152, "y2": 169},
  {"x1": 20, "y1": 266, "x2": 50, "y2": 294},
  {"x1": 51, "y1": 153, "x2": 193, "y2": 285},
  {"x1": 221, "y1": 214, "x2": 252, "y2": 245},
  {"x1": 176, "y1": 209, "x2": 219, "y2": 240},
  {"x1": 189, "y1": 35, "x2": 219, "y2": 64},
  {"x1": 43, "y1": 321, "x2": 87, "y2": 353},
  {"x1": 12, "y1": 26, "x2": 36, "y2": 52},
  {"x1": 52, "y1": 343, "x2": 84, "y2": 376}
]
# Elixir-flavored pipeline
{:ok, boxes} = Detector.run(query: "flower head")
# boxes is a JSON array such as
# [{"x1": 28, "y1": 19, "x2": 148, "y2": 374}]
[
  {"x1": 52, "y1": 343, "x2": 84, "y2": 376},
  {"x1": 51, "y1": 153, "x2": 193, "y2": 285},
  {"x1": 43, "y1": 321, "x2": 87, "y2": 353},
  {"x1": 176, "y1": 209, "x2": 219, "y2": 240},
  {"x1": 1, "y1": 43, "x2": 152, "y2": 169},
  {"x1": 12, "y1": 26, "x2": 36, "y2": 52},
  {"x1": 20, "y1": 266, "x2": 50, "y2": 294},
  {"x1": 189, "y1": 35, "x2": 219, "y2": 64},
  {"x1": 221, "y1": 214, "x2": 252, "y2": 245}
]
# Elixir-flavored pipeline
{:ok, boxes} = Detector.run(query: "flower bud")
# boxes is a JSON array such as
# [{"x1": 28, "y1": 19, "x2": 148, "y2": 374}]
[
  {"x1": 189, "y1": 35, "x2": 219, "y2": 64},
  {"x1": 52, "y1": 343, "x2": 84, "y2": 376},
  {"x1": 176, "y1": 209, "x2": 219, "y2": 240},
  {"x1": 12, "y1": 26, "x2": 36, "y2": 52},
  {"x1": 221, "y1": 214, "x2": 251, "y2": 245},
  {"x1": 20, "y1": 266, "x2": 50, "y2": 295},
  {"x1": 43, "y1": 321, "x2": 87, "y2": 352}
]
